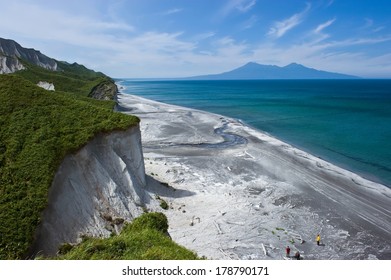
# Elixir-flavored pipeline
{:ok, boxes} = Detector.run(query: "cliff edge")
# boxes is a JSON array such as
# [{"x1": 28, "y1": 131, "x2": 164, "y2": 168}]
[
  {"x1": 89, "y1": 79, "x2": 118, "y2": 100},
  {"x1": 31, "y1": 125, "x2": 149, "y2": 256}
]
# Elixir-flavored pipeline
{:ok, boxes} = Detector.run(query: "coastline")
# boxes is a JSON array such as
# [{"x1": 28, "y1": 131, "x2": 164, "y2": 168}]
[{"x1": 116, "y1": 90, "x2": 391, "y2": 260}]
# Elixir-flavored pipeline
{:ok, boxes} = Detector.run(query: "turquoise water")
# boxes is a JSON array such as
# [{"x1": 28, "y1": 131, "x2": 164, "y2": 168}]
[{"x1": 119, "y1": 79, "x2": 391, "y2": 187}]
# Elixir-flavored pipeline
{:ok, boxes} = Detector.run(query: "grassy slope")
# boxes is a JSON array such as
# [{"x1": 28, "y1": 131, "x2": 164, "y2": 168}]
[
  {"x1": 55, "y1": 212, "x2": 199, "y2": 260},
  {"x1": 0, "y1": 74, "x2": 139, "y2": 259}
]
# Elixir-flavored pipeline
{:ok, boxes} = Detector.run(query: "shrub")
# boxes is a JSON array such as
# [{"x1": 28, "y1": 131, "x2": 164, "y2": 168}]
[{"x1": 54, "y1": 213, "x2": 199, "y2": 260}]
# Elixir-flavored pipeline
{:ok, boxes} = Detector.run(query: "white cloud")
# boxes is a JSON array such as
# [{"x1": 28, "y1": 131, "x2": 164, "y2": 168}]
[
  {"x1": 268, "y1": 3, "x2": 311, "y2": 38},
  {"x1": 220, "y1": 0, "x2": 257, "y2": 18},
  {"x1": 162, "y1": 8, "x2": 183, "y2": 15},
  {"x1": 250, "y1": 33, "x2": 391, "y2": 78},
  {"x1": 314, "y1": 18, "x2": 336, "y2": 34},
  {"x1": 236, "y1": 0, "x2": 257, "y2": 13},
  {"x1": 0, "y1": 2, "x2": 134, "y2": 49},
  {"x1": 362, "y1": 18, "x2": 385, "y2": 33},
  {"x1": 193, "y1": 32, "x2": 216, "y2": 41}
]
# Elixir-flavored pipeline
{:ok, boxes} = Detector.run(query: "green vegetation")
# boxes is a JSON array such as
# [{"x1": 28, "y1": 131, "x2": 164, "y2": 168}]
[
  {"x1": 0, "y1": 75, "x2": 138, "y2": 259},
  {"x1": 159, "y1": 199, "x2": 169, "y2": 210},
  {"x1": 155, "y1": 195, "x2": 169, "y2": 210},
  {"x1": 14, "y1": 60, "x2": 109, "y2": 96},
  {"x1": 54, "y1": 212, "x2": 199, "y2": 260}
]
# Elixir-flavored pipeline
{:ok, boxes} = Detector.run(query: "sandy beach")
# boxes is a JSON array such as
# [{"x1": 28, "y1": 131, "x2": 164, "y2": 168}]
[{"x1": 116, "y1": 91, "x2": 391, "y2": 260}]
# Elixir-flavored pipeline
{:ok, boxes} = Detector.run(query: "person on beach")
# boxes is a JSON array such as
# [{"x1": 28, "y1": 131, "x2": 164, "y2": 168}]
[
  {"x1": 286, "y1": 246, "x2": 291, "y2": 257},
  {"x1": 295, "y1": 251, "x2": 301, "y2": 260},
  {"x1": 316, "y1": 234, "x2": 321, "y2": 246}
]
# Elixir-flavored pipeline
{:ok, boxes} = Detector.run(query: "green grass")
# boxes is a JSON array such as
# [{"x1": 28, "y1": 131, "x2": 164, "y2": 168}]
[
  {"x1": 53, "y1": 212, "x2": 199, "y2": 260},
  {"x1": 0, "y1": 75, "x2": 139, "y2": 259}
]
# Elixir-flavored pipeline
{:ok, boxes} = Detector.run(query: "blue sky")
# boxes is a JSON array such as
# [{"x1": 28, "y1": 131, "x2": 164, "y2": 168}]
[{"x1": 1, "y1": 0, "x2": 391, "y2": 78}]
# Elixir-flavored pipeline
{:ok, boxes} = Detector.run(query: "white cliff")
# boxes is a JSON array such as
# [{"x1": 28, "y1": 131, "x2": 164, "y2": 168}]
[
  {"x1": 37, "y1": 81, "x2": 55, "y2": 91},
  {"x1": 0, "y1": 55, "x2": 25, "y2": 74},
  {"x1": 31, "y1": 125, "x2": 150, "y2": 256},
  {"x1": 0, "y1": 37, "x2": 58, "y2": 74}
]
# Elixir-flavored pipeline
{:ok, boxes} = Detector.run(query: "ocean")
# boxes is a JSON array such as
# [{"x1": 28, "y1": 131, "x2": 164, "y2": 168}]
[{"x1": 118, "y1": 79, "x2": 391, "y2": 188}]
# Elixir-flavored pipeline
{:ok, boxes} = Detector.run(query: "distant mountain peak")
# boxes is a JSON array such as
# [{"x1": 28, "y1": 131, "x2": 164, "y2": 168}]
[
  {"x1": 187, "y1": 62, "x2": 359, "y2": 80},
  {"x1": 284, "y1": 62, "x2": 304, "y2": 68},
  {"x1": 244, "y1": 61, "x2": 259, "y2": 66}
]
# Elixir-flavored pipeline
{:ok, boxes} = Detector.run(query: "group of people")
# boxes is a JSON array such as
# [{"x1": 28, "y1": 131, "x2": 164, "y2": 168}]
[
  {"x1": 285, "y1": 246, "x2": 301, "y2": 260},
  {"x1": 285, "y1": 234, "x2": 322, "y2": 260}
]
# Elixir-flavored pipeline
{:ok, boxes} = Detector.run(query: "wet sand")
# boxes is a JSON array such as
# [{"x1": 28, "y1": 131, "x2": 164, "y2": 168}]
[{"x1": 116, "y1": 91, "x2": 391, "y2": 260}]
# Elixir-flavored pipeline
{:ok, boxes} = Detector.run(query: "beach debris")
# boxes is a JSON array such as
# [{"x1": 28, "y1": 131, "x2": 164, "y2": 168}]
[
  {"x1": 190, "y1": 216, "x2": 201, "y2": 226},
  {"x1": 219, "y1": 249, "x2": 233, "y2": 259},
  {"x1": 287, "y1": 231, "x2": 304, "y2": 244},
  {"x1": 173, "y1": 178, "x2": 185, "y2": 184},
  {"x1": 214, "y1": 221, "x2": 223, "y2": 235},
  {"x1": 261, "y1": 243, "x2": 267, "y2": 256},
  {"x1": 244, "y1": 151, "x2": 255, "y2": 159},
  {"x1": 178, "y1": 204, "x2": 186, "y2": 211}
]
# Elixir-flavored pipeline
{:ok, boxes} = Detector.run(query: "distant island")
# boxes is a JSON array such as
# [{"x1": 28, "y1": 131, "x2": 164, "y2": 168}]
[{"x1": 186, "y1": 62, "x2": 359, "y2": 80}]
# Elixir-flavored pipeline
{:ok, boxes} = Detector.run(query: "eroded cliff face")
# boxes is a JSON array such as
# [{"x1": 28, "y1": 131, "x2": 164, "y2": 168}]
[
  {"x1": 0, "y1": 38, "x2": 58, "y2": 72},
  {"x1": 0, "y1": 55, "x2": 25, "y2": 74},
  {"x1": 89, "y1": 79, "x2": 118, "y2": 100},
  {"x1": 31, "y1": 125, "x2": 149, "y2": 256}
]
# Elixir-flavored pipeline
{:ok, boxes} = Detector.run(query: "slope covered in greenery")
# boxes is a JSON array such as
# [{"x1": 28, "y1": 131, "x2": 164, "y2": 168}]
[
  {"x1": 55, "y1": 212, "x2": 199, "y2": 260},
  {"x1": 14, "y1": 60, "x2": 110, "y2": 96},
  {"x1": 0, "y1": 75, "x2": 139, "y2": 259}
]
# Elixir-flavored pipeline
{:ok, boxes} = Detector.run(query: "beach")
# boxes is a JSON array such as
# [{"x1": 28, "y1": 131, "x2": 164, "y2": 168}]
[{"x1": 116, "y1": 91, "x2": 391, "y2": 260}]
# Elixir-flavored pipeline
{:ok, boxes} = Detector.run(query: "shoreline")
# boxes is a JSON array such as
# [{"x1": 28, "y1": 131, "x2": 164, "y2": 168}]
[
  {"x1": 224, "y1": 115, "x2": 390, "y2": 189},
  {"x1": 116, "y1": 90, "x2": 391, "y2": 260},
  {"x1": 115, "y1": 80, "x2": 391, "y2": 189}
]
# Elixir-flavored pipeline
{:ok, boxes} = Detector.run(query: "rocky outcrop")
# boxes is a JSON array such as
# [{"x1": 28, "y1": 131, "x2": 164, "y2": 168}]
[
  {"x1": 0, "y1": 37, "x2": 58, "y2": 72},
  {"x1": 0, "y1": 55, "x2": 25, "y2": 74},
  {"x1": 31, "y1": 125, "x2": 149, "y2": 256},
  {"x1": 37, "y1": 81, "x2": 55, "y2": 91},
  {"x1": 89, "y1": 79, "x2": 118, "y2": 100}
]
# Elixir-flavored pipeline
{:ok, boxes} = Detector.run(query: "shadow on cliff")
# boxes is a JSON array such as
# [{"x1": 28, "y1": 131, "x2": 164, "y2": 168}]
[{"x1": 145, "y1": 175, "x2": 196, "y2": 199}]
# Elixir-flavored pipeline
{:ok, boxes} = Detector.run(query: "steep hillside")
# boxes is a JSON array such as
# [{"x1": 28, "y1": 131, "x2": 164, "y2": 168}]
[
  {"x1": 0, "y1": 37, "x2": 115, "y2": 99},
  {"x1": 0, "y1": 75, "x2": 139, "y2": 259}
]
